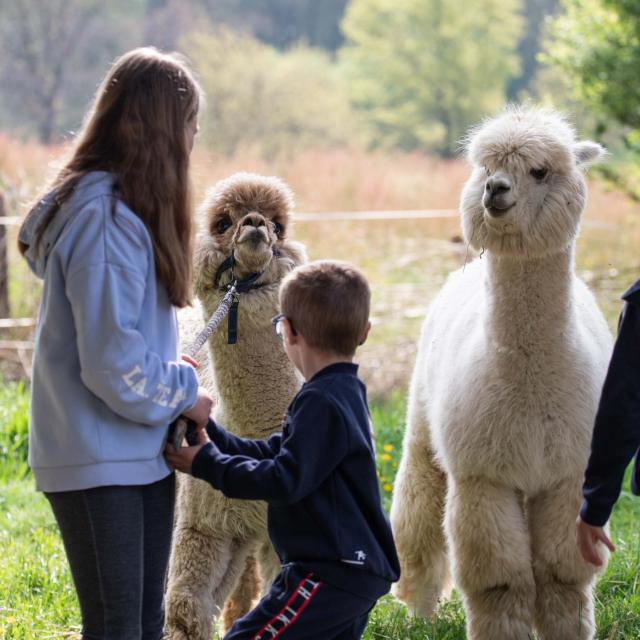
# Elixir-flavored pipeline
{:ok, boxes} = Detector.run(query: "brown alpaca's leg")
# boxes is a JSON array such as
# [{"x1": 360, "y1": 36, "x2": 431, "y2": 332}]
[
  {"x1": 221, "y1": 553, "x2": 260, "y2": 633},
  {"x1": 529, "y1": 477, "x2": 603, "y2": 640},
  {"x1": 446, "y1": 478, "x2": 535, "y2": 640},
  {"x1": 165, "y1": 527, "x2": 234, "y2": 640},
  {"x1": 390, "y1": 399, "x2": 450, "y2": 618},
  {"x1": 256, "y1": 538, "x2": 280, "y2": 594}
]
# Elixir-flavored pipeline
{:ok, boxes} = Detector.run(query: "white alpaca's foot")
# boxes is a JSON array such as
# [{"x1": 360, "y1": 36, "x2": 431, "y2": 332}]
[
  {"x1": 529, "y1": 478, "x2": 602, "y2": 640},
  {"x1": 392, "y1": 572, "x2": 450, "y2": 619},
  {"x1": 390, "y1": 398, "x2": 450, "y2": 619},
  {"x1": 533, "y1": 580, "x2": 595, "y2": 640}
]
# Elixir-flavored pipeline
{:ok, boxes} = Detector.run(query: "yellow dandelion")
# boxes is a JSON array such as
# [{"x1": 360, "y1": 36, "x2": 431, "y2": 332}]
[
  {"x1": 383, "y1": 444, "x2": 393, "y2": 452},
  {"x1": 383, "y1": 483, "x2": 393, "y2": 492},
  {"x1": 381, "y1": 453, "x2": 391, "y2": 462}
]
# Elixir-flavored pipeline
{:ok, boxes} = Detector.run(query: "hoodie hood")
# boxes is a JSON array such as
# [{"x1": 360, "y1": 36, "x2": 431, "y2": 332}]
[{"x1": 19, "y1": 171, "x2": 115, "y2": 279}]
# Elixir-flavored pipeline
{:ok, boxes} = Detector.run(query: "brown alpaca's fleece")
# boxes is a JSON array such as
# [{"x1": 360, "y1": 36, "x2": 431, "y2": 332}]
[{"x1": 165, "y1": 173, "x2": 306, "y2": 640}]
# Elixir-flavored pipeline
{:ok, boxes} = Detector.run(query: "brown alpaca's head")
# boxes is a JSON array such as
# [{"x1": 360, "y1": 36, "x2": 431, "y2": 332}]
[{"x1": 194, "y1": 172, "x2": 305, "y2": 298}]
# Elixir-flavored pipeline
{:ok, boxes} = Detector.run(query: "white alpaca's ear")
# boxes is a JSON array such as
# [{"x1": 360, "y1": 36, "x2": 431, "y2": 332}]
[{"x1": 574, "y1": 141, "x2": 606, "y2": 166}]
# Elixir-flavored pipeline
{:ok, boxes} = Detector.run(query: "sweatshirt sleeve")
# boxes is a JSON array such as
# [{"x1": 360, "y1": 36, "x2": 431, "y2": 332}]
[
  {"x1": 580, "y1": 300, "x2": 640, "y2": 526},
  {"x1": 205, "y1": 419, "x2": 283, "y2": 459},
  {"x1": 192, "y1": 390, "x2": 348, "y2": 504},
  {"x1": 65, "y1": 226, "x2": 198, "y2": 427}
]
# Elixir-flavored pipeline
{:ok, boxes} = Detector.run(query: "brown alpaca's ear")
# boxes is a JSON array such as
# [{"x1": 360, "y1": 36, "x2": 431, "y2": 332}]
[{"x1": 574, "y1": 141, "x2": 606, "y2": 166}]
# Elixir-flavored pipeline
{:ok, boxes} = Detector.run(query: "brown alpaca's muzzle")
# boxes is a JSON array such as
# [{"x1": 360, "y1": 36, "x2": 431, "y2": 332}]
[{"x1": 232, "y1": 212, "x2": 277, "y2": 276}]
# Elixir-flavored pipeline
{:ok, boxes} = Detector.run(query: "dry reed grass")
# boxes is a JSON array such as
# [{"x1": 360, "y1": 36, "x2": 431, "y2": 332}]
[{"x1": 1, "y1": 136, "x2": 639, "y2": 394}]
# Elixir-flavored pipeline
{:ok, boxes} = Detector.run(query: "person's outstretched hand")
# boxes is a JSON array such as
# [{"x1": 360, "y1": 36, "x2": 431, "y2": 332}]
[
  {"x1": 165, "y1": 428, "x2": 211, "y2": 474},
  {"x1": 576, "y1": 516, "x2": 615, "y2": 566}
]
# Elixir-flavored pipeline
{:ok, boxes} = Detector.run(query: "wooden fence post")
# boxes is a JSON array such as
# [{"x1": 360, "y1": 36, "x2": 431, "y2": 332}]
[{"x1": 0, "y1": 193, "x2": 9, "y2": 318}]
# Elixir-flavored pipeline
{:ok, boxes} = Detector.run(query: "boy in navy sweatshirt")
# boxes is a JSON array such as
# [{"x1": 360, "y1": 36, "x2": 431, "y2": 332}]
[
  {"x1": 166, "y1": 260, "x2": 400, "y2": 639},
  {"x1": 576, "y1": 280, "x2": 640, "y2": 566}
]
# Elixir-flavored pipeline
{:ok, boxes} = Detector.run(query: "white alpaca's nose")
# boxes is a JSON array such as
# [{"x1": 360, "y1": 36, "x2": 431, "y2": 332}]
[
  {"x1": 483, "y1": 175, "x2": 514, "y2": 216},
  {"x1": 485, "y1": 176, "x2": 511, "y2": 196}
]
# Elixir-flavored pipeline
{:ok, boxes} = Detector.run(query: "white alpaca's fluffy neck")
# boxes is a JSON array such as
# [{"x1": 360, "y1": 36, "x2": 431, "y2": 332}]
[{"x1": 483, "y1": 245, "x2": 575, "y2": 351}]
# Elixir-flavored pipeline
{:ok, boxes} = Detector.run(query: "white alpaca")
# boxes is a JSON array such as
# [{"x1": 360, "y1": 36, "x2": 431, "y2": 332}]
[{"x1": 390, "y1": 107, "x2": 612, "y2": 640}]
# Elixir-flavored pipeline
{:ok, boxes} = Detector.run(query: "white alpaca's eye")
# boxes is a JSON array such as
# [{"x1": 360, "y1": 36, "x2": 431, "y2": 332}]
[
  {"x1": 484, "y1": 166, "x2": 491, "y2": 176},
  {"x1": 530, "y1": 167, "x2": 548, "y2": 181}
]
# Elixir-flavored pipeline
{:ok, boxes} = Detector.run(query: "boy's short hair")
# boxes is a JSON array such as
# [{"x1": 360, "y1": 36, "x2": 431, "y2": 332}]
[{"x1": 279, "y1": 260, "x2": 370, "y2": 357}]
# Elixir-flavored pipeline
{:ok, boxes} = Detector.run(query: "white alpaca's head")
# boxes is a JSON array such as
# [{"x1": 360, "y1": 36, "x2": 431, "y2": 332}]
[{"x1": 460, "y1": 106, "x2": 605, "y2": 258}]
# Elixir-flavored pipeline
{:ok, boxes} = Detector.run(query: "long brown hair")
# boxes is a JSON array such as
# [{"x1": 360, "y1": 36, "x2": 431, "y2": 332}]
[{"x1": 19, "y1": 47, "x2": 201, "y2": 307}]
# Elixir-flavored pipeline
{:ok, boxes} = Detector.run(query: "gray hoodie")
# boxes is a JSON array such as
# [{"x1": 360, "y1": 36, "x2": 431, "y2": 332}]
[{"x1": 20, "y1": 171, "x2": 198, "y2": 491}]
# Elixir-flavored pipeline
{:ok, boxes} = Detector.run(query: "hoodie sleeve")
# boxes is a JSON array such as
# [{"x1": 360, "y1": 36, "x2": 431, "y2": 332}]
[
  {"x1": 64, "y1": 202, "x2": 198, "y2": 427},
  {"x1": 192, "y1": 390, "x2": 348, "y2": 504},
  {"x1": 580, "y1": 296, "x2": 640, "y2": 526}
]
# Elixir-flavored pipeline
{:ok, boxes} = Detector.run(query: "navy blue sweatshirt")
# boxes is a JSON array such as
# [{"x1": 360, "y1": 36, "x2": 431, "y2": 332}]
[
  {"x1": 192, "y1": 362, "x2": 400, "y2": 600},
  {"x1": 580, "y1": 280, "x2": 640, "y2": 527}
]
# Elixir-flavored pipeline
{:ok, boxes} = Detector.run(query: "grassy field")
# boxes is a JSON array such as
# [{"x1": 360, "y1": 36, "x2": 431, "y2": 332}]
[
  {"x1": 1, "y1": 384, "x2": 640, "y2": 639},
  {"x1": 1, "y1": 136, "x2": 640, "y2": 637}
]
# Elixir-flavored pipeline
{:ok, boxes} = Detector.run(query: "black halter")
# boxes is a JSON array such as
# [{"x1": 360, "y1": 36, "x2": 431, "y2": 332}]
[{"x1": 213, "y1": 250, "x2": 273, "y2": 344}]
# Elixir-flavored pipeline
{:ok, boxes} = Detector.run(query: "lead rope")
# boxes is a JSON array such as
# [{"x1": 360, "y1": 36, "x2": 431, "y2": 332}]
[
  {"x1": 168, "y1": 283, "x2": 240, "y2": 450},
  {"x1": 184, "y1": 283, "x2": 239, "y2": 359}
]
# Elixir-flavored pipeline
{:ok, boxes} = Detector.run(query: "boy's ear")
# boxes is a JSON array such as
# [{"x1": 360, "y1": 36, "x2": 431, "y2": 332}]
[
  {"x1": 358, "y1": 321, "x2": 372, "y2": 346},
  {"x1": 283, "y1": 318, "x2": 299, "y2": 345}
]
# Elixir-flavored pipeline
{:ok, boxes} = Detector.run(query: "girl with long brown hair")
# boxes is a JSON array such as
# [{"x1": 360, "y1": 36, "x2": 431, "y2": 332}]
[{"x1": 18, "y1": 47, "x2": 212, "y2": 639}]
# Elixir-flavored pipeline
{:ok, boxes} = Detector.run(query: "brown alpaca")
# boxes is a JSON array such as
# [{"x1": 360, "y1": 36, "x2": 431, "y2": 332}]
[{"x1": 165, "y1": 173, "x2": 306, "y2": 639}]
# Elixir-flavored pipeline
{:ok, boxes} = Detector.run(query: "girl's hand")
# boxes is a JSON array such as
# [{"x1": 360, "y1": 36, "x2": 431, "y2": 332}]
[
  {"x1": 181, "y1": 354, "x2": 199, "y2": 368},
  {"x1": 165, "y1": 428, "x2": 210, "y2": 474},
  {"x1": 576, "y1": 516, "x2": 615, "y2": 566},
  {"x1": 182, "y1": 387, "x2": 214, "y2": 429}
]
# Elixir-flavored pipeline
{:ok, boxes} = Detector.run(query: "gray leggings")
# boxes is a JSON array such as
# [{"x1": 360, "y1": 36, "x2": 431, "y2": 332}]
[{"x1": 45, "y1": 474, "x2": 175, "y2": 640}]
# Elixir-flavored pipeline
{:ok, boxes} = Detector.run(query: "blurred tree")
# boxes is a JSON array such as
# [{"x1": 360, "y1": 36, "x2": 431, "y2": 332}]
[
  {"x1": 199, "y1": 0, "x2": 349, "y2": 51},
  {"x1": 546, "y1": 0, "x2": 640, "y2": 138},
  {"x1": 143, "y1": 0, "x2": 211, "y2": 51},
  {"x1": 340, "y1": 0, "x2": 522, "y2": 156},
  {"x1": 507, "y1": 0, "x2": 559, "y2": 99},
  {"x1": 545, "y1": 0, "x2": 640, "y2": 198},
  {"x1": 183, "y1": 28, "x2": 358, "y2": 157},
  {"x1": 0, "y1": 0, "x2": 102, "y2": 142},
  {"x1": 0, "y1": 0, "x2": 147, "y2": 142}
]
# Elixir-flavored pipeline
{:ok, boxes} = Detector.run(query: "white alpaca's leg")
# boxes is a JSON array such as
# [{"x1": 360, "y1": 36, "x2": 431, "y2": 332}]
[
  {"x1": 529, "y1": 477, "x2": 603, "y2": 640},
  {"x1": 446, "y1": 478, "x2": 535, "y2": 640},
  {"x1": 165, "y1": 526, "x2": 235, "y2": 640},
  {"x1": 390, "y1": 400, "x2": 449, "y2": 618}
]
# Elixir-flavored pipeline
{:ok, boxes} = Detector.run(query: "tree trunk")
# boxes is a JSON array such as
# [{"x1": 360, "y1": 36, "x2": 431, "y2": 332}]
[{"x1": 0, "y1": 194, "x2": 10, "y2": 318}]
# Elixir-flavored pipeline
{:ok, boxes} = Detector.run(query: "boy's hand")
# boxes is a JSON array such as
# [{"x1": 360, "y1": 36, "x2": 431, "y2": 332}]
[
  {"x1": 165, "y1": 428, "x2": 211, "y2": 474},
  {"x1": 576, "y1": 516, "x2": 615, "y2": 566}
]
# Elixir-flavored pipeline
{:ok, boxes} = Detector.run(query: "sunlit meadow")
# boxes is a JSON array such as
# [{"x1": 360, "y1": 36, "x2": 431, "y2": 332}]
[{"x1": 1, "y1": 136, "x2": 640, "y2": 638}]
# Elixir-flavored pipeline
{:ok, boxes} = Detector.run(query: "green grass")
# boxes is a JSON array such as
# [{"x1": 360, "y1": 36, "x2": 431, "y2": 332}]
[
  {"x1": 0, "y1": 380, "x2": 30, "y2": 481},
  {"x1": 1, "y1": 386, "x2": 640, "y2": 639}
]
